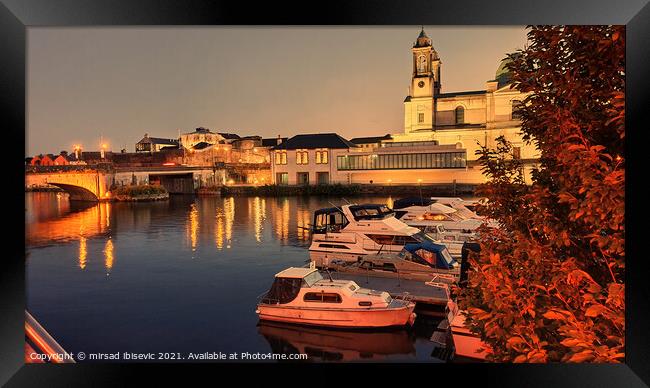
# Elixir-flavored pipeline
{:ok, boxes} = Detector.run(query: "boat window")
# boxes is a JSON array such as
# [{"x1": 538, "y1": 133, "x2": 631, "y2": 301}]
[
  {"x1": 302, "y1": 271, "x2": 324, "y2": 287},
  {"x1": 422, "y1": 213, "x2": 448, "y2": 221},
  {"x1": 349, "y1": 205, "x2": 394, "y2": 221},
  {"x1": 381, "y1": 263, "x2": 397, "y2": 272},
  {"x1": 415, "y1": 249, "x2": 437, "y2": 267},
  {"x1": 440, "y1": 248, "x2": 455, "y2": 265},
  {"x1": 313, "y1": 209, "x2": 348, "y2": 234},
  {"x1": 262, "y1": 277, "x2": 302, "y2": 304},
  {"x1": 303, "y1": 292, "x2": 342, "y2": 303},
  {"x1": 358, "y1": 301, "x2": 372, "y2": 307},
  {"x1": 318, "y1": 244, "x2": 350, "y2": 249},
  {"x1": 366, "y1": 234, "x2": 419, "y2": 246}
]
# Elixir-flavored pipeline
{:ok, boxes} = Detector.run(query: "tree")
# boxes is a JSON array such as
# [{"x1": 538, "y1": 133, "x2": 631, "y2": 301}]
[{"x1": 457, "y1": 25, "x2": 625, "y2": 363}]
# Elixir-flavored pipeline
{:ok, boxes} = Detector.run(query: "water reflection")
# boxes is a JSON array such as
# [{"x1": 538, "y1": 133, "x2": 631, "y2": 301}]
[
  {"x1": 27, "y1": 193, "x2": 455, "y2": 362},
  {"x1": 104, "y1": 238, "x2": 114, "y2": 273},
  {"x1": 258, "y1": 321, "x2": 416, "y2": 362},
  {"x1": 27, "y1": 194, "x2": 396, "y2": 273},
  {"x1": 78, "y1": 237, "x2": 87, "y2": 270},
  {"x1": 26, "y1": 196, "x2": 111, "y2": 247}
]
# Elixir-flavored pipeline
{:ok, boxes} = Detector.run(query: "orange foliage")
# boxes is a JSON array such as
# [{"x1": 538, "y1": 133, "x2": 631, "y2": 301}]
[{"x1": 457, "y1": 26, "x2": 625, "y2": 363}]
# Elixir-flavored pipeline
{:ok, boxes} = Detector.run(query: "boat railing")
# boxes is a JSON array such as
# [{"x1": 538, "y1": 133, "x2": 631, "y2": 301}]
[{"x1": 25, "y1": 310, "x2": 75, "y2": 363}]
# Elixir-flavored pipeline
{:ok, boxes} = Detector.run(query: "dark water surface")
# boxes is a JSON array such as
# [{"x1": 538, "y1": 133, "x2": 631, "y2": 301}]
[{"x1": 26, "y1": 192, "x2": 448, "y2": 362}]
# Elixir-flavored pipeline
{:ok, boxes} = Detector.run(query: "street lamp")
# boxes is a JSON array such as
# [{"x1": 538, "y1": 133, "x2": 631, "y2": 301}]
[{"x1": 417, "y1": 178, "x2": 423, "y2": 201}]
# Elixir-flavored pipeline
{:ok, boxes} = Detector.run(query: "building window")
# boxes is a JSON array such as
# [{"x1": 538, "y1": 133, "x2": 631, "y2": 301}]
[
  {"x1": 513, "y1": 146, "x2": 521, "y2": 159},
  {"x1": 315, "y1": 150, "x2": 328, "y2": 164},
  {"x1": 418, "y1": 113, "x2": 425, "y2": 123},
  {"x1": 317, "y1": 172, "x2": 329, "y2": 185},
  {"x1": 297, "y1": 172, "x2": 309, "y2": 185},
  {"x1": 276, "y1": 172, "x2": 288, "y2": 185},
  {"x1": 296, "y1": 150, "x2": 309, "y2": 165},
  {"x1": 455, "y1": 106, "x2": 465, "y2": 124},
  {"x1": 512, "y1": 100, "x2": 523, "y2": 120},
  {"x1": 336, "y1": 152, "x2": 466, "y2": 171},
  {"x1": 275, "y1": 151, "x2": 287, "y2": 165}
]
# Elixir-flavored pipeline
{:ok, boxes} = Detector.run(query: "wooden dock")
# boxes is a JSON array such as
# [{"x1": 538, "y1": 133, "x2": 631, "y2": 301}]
[{"x1": 328, "y1": 272, "x2": 451, "y2": 316}]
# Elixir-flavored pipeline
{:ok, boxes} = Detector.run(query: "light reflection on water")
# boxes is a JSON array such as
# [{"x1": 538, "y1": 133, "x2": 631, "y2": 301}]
[{"x1": 25, "y1": 192, "x2": 451, "y2": 362}]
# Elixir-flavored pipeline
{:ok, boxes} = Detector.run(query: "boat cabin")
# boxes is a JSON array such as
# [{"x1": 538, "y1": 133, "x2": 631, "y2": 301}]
[{"x1": 312, "y1": 207, "x2": 349, "y2": 234}]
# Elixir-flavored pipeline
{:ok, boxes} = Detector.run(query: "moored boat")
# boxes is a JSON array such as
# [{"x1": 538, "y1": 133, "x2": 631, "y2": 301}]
[
  {"x1": 319, "y1": 242, "x2": 460, "y2": 283},
  {"x1": 256, "y1": 267, "x2": 417, "y2": 328}
]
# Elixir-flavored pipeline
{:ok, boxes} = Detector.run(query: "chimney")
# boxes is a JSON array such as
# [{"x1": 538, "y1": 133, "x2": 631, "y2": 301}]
[{"x1": 277, "y1": 135, "x2": 282, "y2": 145}]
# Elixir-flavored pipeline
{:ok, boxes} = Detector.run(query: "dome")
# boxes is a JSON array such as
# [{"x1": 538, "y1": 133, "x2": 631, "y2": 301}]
[
  {"x1": 413, "y1": 27, "x2": 432, "y2": 48},
  {"x1": 495, "y1": 53, "x2": 520, "y2": 87},
  {"x1": 495, "y1": 57, "x2": 512, "y2": 80}
]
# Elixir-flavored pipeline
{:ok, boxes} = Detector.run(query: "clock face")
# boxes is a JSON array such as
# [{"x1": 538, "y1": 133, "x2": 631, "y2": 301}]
[{"x1": 418, "y1": 81, "x2": 425, "y2": 88}]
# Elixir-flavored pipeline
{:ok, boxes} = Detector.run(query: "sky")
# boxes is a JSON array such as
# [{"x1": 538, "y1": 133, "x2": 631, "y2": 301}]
[{"x1": 27, "y1": 26, "x2": 528, "y2": 156}]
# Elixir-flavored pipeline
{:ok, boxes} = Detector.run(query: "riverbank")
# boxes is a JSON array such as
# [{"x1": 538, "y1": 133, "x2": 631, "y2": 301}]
[
  {"x1": 111, "y1": 185, "x2": 169, "y2": 202},
  {"x1": 221, "y1": 183, "x2": 477, "y2": 197}
]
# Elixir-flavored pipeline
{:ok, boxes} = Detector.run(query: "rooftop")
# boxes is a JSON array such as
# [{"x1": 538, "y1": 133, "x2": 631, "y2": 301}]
[
  {"x1": 138, "y1": 136, "x2": 179, "y2": 146},
  {"x1": 273, "y1": 133, "x2": 358, "y2": 150},
  {"x1": 437, "y1": 90, "x2": 487, "y2": 98},
  {"x1": 217, "y1": 132, "x2": 241, "y2": 140},
  {"x1": 274, "y1": 267, "x2": 318, "y2": 279},
  {"x1": 349, "y1": 134, "x2": 393, "y2": 144}
]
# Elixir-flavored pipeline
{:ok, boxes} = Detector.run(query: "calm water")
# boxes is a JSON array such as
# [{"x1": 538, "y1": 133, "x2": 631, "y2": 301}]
[{"x1": 26, "y1": 192, "x2": 448, "y2": 362}]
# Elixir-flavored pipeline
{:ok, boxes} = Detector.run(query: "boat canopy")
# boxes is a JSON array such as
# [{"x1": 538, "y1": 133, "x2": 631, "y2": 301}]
[
  {"x1": 263, "y1": 269, "x2": 324, "y2": 304},
  {"x1": 348, "y1": 204, "x2": 394, "y2": 221},
  {"x1": 403, "y1": 242, "x2": 457, "y2": 269},
  {"x1": 392, "y1": 197, "x2": 436, "y2": 209},
  {"x1": 313, "y1": 207, "x2": 348, "y2": 233}
]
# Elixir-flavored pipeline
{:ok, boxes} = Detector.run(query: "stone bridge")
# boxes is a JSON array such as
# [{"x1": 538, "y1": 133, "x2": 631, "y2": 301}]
[
  {"x1": 25, "y1": 165, "x2": 227, "y2": 201},
  {"x1": 25, "y1": 165, "x2": 113, "y2": 201}
]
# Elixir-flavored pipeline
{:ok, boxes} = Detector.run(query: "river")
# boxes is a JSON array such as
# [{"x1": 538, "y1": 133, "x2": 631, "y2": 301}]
[{"x1": 26, "y1": 192, "x2": 455, "y2": 362}]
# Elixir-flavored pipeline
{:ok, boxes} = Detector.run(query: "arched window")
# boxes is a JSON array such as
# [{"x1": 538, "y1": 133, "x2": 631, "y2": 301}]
[
  {"x1": 512, "y1": 100, "x2": 523, "y2": 120},
  {"x1": 455, "y1": 106, "x2": 465, "y2": 125}
]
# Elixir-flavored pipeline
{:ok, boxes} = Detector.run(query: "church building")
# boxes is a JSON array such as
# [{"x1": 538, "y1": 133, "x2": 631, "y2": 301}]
[
  {"x1": 393, "y1": 28, "x2": 538, "y2": 166},
  {"x1": 270, "y1": 28, "x2": 539, "y2": 186}
]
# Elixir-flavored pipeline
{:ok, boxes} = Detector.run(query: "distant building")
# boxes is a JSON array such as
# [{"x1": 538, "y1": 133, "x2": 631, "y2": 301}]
[
  {"x1": 349, "y1": 134, "x2": 393, "y2": 150},
  {"x1": 395, "y1": 28, "x2": 538, "y2": 177},
  {"x1": 180, "y1": 127, "x2": 228, "y2": 149},
  {"x1": 136, "y1": 134, "x2": 180, "y2": 152},
  {"x1": 271, "y1": 133, "x2": 358, "y2": 185}
]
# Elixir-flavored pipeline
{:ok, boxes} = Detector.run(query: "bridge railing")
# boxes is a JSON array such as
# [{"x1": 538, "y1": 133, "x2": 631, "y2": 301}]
[{"x1": 26, "y1": 164, "x2": 113, "y2": 173}]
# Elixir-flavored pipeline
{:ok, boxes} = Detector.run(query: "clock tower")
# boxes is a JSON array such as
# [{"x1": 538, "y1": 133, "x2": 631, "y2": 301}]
[{"x1": 404, "y1": 27, "x2": 441, "y2": 133}]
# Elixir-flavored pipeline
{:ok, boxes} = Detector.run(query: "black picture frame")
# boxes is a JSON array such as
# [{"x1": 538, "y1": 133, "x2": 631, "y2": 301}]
[{"x1": 2, "y1": 0, "x2": 649, "y2": 386}]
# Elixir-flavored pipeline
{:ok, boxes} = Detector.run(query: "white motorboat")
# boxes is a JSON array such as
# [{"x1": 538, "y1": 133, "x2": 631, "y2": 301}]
[
  {"x1": 319, "y1": 241, "x2": 461, "y2": 283},
  {"x1": 392, "y1": 197, "x2": 487, "y2": 233},
  {"x1": 447, "y1": 301, "x2": 492, "y2": 361},
  {"x1": 256, "y1": 267, "x2": 416, "y2": 328},
  {"x1": 308, "y1": 203, "x2": 460, "y2": 264}
]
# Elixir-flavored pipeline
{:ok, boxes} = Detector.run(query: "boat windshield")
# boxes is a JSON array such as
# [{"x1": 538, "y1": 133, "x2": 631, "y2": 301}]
[
  {"x1": 413, "y1": 231, "x2": 437, "y2": 243},
  {"x1": 349, "y1": 205, "x2": 394, "y2": 221},
  {"x1": 302, "y1": 271, "x2": 324, "y2": 287}
]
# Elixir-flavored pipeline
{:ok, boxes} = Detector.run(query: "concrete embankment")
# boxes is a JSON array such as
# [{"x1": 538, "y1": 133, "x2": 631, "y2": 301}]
[
  {"x1": 221, "y1": 183, "x2": 477, "y2": 197},
  {"x1": 112, "y1": 193, "x2": 169, "y2": 202}
]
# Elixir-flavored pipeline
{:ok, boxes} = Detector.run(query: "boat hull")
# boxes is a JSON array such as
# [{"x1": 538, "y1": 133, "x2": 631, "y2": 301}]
[{"x1": 256, "y1": 304, "x2": 416, "y2": 329}]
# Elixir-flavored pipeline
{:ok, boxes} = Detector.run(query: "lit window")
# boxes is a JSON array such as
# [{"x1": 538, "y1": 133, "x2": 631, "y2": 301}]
[
  {"x1": 315, "y1": 151, "x2": 322, "y2": 164},
  {"x1": 418, "y1": 113, "x2": 425, "y2": 123}
]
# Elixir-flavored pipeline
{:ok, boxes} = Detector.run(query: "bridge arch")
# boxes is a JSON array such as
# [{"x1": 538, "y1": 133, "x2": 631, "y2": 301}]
[{"x1": 47, "y1": 183, "x2": 99, "y2": 202}]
